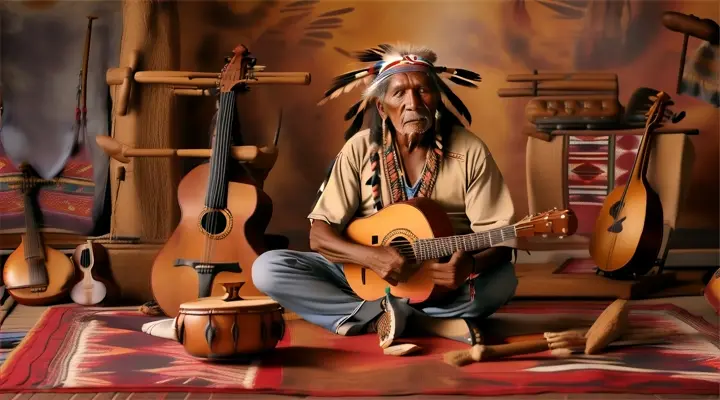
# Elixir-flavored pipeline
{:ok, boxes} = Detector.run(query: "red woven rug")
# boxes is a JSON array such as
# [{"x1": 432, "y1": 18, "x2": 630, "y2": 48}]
[{"x1": 1, "y1": 302, "x2": 718, "y2": 396}]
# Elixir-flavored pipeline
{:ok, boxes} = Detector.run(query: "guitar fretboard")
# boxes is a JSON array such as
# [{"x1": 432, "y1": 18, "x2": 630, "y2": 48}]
[{"x1": 412, "y1": 225, "x2": 516, "y2": 261}]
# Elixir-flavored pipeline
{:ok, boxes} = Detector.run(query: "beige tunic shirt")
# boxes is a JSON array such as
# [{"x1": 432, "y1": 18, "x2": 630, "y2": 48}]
[{"x1": 308, "y1": 126, "x2": 516, "y2": 237}]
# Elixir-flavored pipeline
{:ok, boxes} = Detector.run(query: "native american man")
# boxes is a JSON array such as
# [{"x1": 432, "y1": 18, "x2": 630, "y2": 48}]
[{"x1": 252, "y1": 44, "x2": 517, "y2": 351}]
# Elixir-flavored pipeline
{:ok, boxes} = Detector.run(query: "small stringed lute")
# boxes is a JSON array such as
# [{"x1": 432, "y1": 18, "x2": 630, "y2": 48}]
[
  {"x1": 2, "y1": 167, "x2": 76, "y2": 306},
  {"x1": 589, "y1": 90, "x2": 683, "y2": 279},
  {"x1": 342, "y1": 197, "x2": 577, "y2": 303}
]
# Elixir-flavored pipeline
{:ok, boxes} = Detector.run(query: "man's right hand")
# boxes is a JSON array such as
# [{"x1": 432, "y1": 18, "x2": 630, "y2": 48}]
[{"x1": 365, "y1": 246, "x2": 407, "y2": 286}]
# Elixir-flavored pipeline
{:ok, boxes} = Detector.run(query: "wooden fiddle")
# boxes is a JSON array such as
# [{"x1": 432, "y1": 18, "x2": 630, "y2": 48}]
[
  {"x1": 342, "y1": 198, "x2": 577, "y2": 303},
  {"x1": 2, "y1": 166, "x2": 76, "y2": 306},
  {"x1": 70, "y1": 240, "x2": 118, "y2": 306},
  {"x1": 589, "y1": 90, "x2": 677, "y2": 279},
  {"x1": 150, "y1": 45, "x2": 279, "y2": 317}
]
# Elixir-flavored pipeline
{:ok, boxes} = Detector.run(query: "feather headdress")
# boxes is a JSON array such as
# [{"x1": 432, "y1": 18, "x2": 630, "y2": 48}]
[{"x1": 318, "y1": 43, "x2": 482, "y2": 139}]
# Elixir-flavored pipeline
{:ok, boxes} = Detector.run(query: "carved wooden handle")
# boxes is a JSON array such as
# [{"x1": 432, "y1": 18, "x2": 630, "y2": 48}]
[
  {"x1": 106, "y1": 51, "x2": 140, "y2": 116},
  {"x1": 663, "y1": 11, "x2": 719, "y2": 44},
  {"x1": 221, "y1": 282, "x2": 245, "y2": 302},
  {"x1": 475, "y1": 340, "x2": 550, "y2": 360}
]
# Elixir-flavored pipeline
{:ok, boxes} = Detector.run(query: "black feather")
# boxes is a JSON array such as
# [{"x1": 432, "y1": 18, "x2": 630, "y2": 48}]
[
  {"x1": 344, "y1": 108, "x2": 366, "y2": 140},
  {"x1": 453, "y1": 68, "x2": 482, "y2": 82},
  {"x1": 377, "y1": 43, "x2": 392, "y2": 52},
  {"x1": 448, "y1": 75, "x2": 478, "y2": 88},
  {"x1": 344, "y1": 100, "x2": 362, "y2": 121},
  {"x1": 437, "y1": 78, "x2": 472, "y2": 125},
  {"x1": 354, "y1": 48, "x2": 384, "y2": 62},
  {"x1": 323, "y1": 67, "x2": 369, "y2": 97}
]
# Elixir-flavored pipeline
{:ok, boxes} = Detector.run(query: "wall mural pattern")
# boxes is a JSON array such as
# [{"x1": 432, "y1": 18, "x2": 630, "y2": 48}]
[
  {"x1": 0, "y1": 0, "x2": 716, "y2": 251},
  {"x1": 175, "y1": 0, "x2": 715, "y2": 249}
]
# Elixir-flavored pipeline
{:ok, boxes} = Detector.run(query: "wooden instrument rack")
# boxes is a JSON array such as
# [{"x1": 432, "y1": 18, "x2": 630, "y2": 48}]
[{"x1": 105, "y1": 50, "x2": 311, "y2": 116}]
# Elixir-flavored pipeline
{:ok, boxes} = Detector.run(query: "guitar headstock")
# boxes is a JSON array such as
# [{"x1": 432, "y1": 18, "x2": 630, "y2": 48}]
[
  {"x1": 219, "y1": 44, "x2": 255, "y2": 93},
  {"x1": 515, "y1": 208, "x2": 578, "y2": 238}
]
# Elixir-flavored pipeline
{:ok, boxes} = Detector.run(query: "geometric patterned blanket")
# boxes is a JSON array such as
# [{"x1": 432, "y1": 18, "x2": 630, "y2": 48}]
[
  {"x1": 566, "y1": 134, "x2": 640, "y2": 235},
  {"x1": 1, "y1": 302, "x2": 718, "y2": 396},
  {"x1": 0, "y1": 143, "x2": 96, "y2": 234}
]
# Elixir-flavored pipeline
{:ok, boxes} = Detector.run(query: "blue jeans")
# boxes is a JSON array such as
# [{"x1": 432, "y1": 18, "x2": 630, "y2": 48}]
[{"x1": 252, "y1": 249, "x2": 518, "y2": 335}]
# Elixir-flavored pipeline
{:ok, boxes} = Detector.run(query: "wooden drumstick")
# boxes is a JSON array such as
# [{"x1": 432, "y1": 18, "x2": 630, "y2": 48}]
[
  {"x1": 95, "y1": 135, "x2": 272, "y2": 165},
  {"x1": 444, "y1": 299, "x2": 631, "y2": 366}
]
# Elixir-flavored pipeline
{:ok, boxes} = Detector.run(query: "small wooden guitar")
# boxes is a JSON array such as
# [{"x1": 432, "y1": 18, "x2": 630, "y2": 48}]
[
  {"x1": 589, "y1": 90, "x2": 679, "y2": 279},
  {"x1": 70, "y1": 240, "x2": 118, "y2": 306},
  {"x1": 343, "y1": 198, "x2": 577, "y2": 303},
  {"x1": 2, "y1": 167, "x2": 76, "y2": 306}
]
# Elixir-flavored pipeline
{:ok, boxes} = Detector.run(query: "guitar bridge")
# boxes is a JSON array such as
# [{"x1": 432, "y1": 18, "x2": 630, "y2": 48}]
[{"x1": 30, "y1": 285, "x2": 48, "y2": 293}]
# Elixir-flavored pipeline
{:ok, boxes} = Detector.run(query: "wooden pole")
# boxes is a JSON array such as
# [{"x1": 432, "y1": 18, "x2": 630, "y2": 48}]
[{"x1": 110, "y1": 0, "x2": 180, "y2": 241}]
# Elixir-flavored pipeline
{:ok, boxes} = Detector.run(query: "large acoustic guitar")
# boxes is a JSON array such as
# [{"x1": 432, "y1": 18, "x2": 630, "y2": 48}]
[
  {"x1": 589, "y1": 90, "x2": 679, "y2": 279},
  {"x1": 150, "y1": 46, "x2": 275, "y2": 317},
  {"x1": 2, "y1": 167, "x2": 76, "y2": 306},
  {"x1": 343, "y1": 198, "x2": 577, "y2": 303}
]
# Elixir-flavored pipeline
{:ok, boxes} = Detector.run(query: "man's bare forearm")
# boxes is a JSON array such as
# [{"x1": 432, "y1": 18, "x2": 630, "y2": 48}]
[
  {"x1": 309, "y1": 221, "x2": 374, "y2": 265},
  {"x1": 472, "y1": 246, "x2": 513, "y2": 274}
]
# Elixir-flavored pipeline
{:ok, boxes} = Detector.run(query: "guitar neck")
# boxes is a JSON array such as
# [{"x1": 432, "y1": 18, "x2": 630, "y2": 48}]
[
  {"x1": 22, "y1": 192, "x2": 44, "y2": 260},
  {"x1": 412, "y1": 224, "x2": 517, "y2": 261},
  {"x1": 204, "y1": 91, "x2": 236, "y2": 209}
]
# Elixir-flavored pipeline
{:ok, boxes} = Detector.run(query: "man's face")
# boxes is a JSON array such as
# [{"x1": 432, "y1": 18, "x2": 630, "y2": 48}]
[{"x1": 377, "y1": 71, "x2": 438, "y2": 148}]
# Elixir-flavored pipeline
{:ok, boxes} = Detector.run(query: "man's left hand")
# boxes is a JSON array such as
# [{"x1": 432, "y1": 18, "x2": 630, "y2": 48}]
[{"x1": 428, "y1": 251, "x2": 474, "y2": 289}]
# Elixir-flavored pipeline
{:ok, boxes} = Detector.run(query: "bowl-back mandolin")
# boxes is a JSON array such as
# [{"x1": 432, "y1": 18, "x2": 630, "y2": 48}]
[
  {"x1": 2, "y1": 167, "x2": 76, "y2": 306},
  {"x1": 589, "y1": 90, "x2": 680, "y2": 279}
]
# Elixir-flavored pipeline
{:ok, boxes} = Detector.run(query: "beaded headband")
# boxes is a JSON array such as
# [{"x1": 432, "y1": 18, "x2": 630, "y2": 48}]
[{"x1": 318, "y1": 43, "x2": 482, "y2": 139}]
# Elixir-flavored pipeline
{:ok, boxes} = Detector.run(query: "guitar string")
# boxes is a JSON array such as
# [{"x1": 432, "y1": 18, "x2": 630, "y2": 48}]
[
  {"x1": 205, "y1": 91, "x2": 232, "y2": 266},
  {"x1": 204, "y1": 93, "x2": 226, "y2": 264},
  {"x1": 387, "y1": 226, "x2": 517, "y2": 261},
  {"x1": 212, "y1": 91, "x2": 233, "y2": 261}
]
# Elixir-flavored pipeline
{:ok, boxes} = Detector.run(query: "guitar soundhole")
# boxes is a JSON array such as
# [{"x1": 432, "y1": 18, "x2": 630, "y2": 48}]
[
  {"x1": 201, "y1": 211, "x2": 228, "y2": 235},
  {"x1": 389, "y1": 236, "x2": 415, "y2": 264},
  {"x1": 80, "y1": 249, "x2": 91, "y2": 268}
]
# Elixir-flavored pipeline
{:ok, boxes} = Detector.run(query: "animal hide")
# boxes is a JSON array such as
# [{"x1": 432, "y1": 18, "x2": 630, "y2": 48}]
[
  {"x1": 680, "y1": 42, "x2": 720, "y2": 108},
  {"x1": 0, "y1": 1, "x2": 122, "y2": 233}
]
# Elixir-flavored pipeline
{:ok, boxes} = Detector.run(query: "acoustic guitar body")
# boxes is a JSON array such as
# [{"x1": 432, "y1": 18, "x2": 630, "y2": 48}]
[
  {"x1": 2, "y1": 238, "x2": 75, "y2": 306},
  {"x1": 589, "y1": 179, "x2": 664, "y2": 278},
  {"x1": 343, "y1": 200, "x2": 455, "y2": 303},
  {"x1": 151, "y1": 163, "x2": 273, "y2": 317}
]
